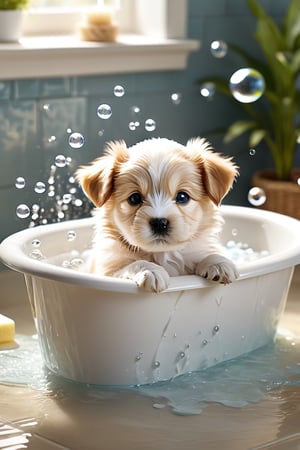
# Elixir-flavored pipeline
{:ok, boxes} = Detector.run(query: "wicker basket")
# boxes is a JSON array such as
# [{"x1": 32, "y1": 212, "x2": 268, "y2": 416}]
[{"x1": 251, "y1": 169, "x2": 300, "y2": 219}]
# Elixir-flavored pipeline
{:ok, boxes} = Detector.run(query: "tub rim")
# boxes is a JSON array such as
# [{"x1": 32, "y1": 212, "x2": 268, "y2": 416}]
[{"x1": 0, "y1": 205, "x2": 300, "y2": 294}]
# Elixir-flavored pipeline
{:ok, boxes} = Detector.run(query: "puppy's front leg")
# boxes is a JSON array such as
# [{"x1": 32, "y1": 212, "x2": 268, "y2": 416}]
[
  {"x1": 195, "y1": 254, "x2": 238, "y2": 285},
  {"x1": 115, "y1": 261, "x2": 170, "y2": 293}
]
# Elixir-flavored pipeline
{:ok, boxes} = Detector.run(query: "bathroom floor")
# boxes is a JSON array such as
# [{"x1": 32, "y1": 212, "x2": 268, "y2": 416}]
[{"x1": 0, "y1": 267, "x2": 299, "y2": 450}]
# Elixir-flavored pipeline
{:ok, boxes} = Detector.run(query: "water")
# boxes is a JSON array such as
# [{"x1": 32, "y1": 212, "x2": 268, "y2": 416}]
[
  {"x1": 0, "y1": 333, "x2": 299, "y2": 416},
  {"x1": 230, "y1": 68, "x2": 265, "y2": 103}
]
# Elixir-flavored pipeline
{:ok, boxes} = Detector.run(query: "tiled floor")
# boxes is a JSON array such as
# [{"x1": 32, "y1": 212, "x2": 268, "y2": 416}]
[{"x1": 0, "y1": 267, "x2": 299, "y2": 450}]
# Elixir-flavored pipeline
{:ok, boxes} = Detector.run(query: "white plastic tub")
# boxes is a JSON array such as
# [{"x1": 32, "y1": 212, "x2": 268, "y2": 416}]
[{"x1": 1, "y1": 206, "x2": 300, "y2": 386}]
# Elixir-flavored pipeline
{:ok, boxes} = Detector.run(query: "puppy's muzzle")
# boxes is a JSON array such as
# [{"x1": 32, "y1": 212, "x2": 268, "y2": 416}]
[{"x1": 149, "y1": 217, "x2": 170, "y2": 236}]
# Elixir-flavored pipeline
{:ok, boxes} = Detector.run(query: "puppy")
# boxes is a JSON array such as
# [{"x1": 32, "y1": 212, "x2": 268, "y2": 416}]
[{"x1": 76, "y1": 137, "x2": 239, "y2": 292}]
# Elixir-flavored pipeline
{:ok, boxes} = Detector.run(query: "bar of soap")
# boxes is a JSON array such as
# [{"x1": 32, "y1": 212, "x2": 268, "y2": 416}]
[
  {"x1": 86, "y1": 10, "x2": 113, "y2": 26},
  {"x1": 0, "y1": 313, "x2": 15, "y2": 348},
  {"x1": 80, "y1": 23, "x2": 119, "y2": 43}
]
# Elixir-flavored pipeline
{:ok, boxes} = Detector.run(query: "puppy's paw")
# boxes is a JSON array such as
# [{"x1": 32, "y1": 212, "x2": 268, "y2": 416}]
[
  {"x1": 195, "y1": 254, "x2": 238, "y2": 285},
  {"x1": 116, "y1": 261, "x2": 170, "y2": 293}
]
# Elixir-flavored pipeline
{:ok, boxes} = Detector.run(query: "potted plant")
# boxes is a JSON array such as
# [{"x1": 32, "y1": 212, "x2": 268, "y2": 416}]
[
  {"x1": 0, "y1": 0, "x2": 30, "y2": 42},
  {"x1": 197, "y1": 0, "x2": 300, "y2": 219}
]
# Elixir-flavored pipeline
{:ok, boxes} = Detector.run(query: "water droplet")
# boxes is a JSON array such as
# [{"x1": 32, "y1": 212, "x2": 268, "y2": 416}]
[
  {"x1": 31, "y1": 239, "x2": 41, "y2": 247},
  {"x1": 67, "y1": 230, "x2": 76, "y2": 241},
  {"x1": 129, "y1": 121, "x2": 136, "y2": 131},
  {"x1": 202, "y1": 339, "x2": 208, "y2": 346},
  {"x1": 248, "y1": 186, "x2": 266, "y2": 206},
  {"x1": 135, "y1": 355, "x2": 142, "y2": 362},
  {"x1": 55, "y1": 155, "x2": 67, "y2": 168},
  {"x1": 30, "y1": 249, "x2": 44, "y2": 260},
  {"x1": 153, "y1": 360, "x2": 160, "y2": 368},
  {"x1": 171, "y1": 92, "x2": 182, "y2": 105},
  {"x1": 131, "y1": 105, "x2": 140, "y2": 115},
  {"x1": 213, "y1": 325, "x2": 220, "y2": 334},
  {"x1": 69, "y1": 132, "x2": 85, "y2": 149},
  {"x1": 231, "y1": 228, "x2": 238, "y2": 237},
  {"x1": 210, "y1": 40, "x2": 228, "y2": 58},
  {"x1": 48, "y1": 135, "x2": 56, "y2": 143},
  {"x1": 63, "y1": 194, "x2": 72, "y2": 204},
  {"x1": 230, "y1": 68, "x2": 265, "y2": 103},
  {"x1": 200, "y1": 82, "x2": 215, "y2": 99},
  {"x1": 179, "y1": 351, "x2": 185, "y2": 359},
  {"x1": 15, "y1": 177, "x2": 26, "y2": 189},
  {"x1": 34, "y1": 182, "x2": 46, "y2": 194},
  {"x1": 145, "y1": 119, "x2": 156, "y2": 132},
  {"x1": 153, "y1": 403, "x2": 166, "y2": 409},
  {"x1": 97, "y1": 104, "x2": 112, "y2": 120},
  {"x1": 249, "y1": 148, "x2": 256, "y2": 156},
  {"x1": 113, "y1": 85, "x2": 125, "y2": 97},
  {"x1": 16, "y1": 204, "x2": 30, "y2": 219}
]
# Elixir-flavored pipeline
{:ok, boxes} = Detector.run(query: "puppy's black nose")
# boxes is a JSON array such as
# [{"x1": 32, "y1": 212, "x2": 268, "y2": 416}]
[{"x1": 149, "y1": 218, "x2": 170, "y2": 235}]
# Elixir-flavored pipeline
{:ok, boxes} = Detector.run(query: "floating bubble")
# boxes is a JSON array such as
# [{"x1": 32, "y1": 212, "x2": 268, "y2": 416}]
[
  {"x1": 47, "y1": 135, "x2": 56, "y2": 144},
  {"x1": 249, "y1": 148, "x2": 256, "y2": 156},
  {"x1": 42, "y1": 103, "x2": 50, "y2": 112},
  {"x1": 229, "y1": 68, "x2": 265, "y2": 103},
  {"x1": 129, "y1": 122, "x2": 136, "y2": 131},
  {"x1": 67, "y1": 230, "x2": 76, "y2": 241},
  {"x1": 98, "y1": 129, "x2": 105, "y2": 137},
  {"x1": 55, "y1": 155, "x2": 67, "y2": 168},
  {"x1": 15, "y1": 177, "x2": 26, "y2": 189},
  {"x1": 30, "y1": 249, "x2": 44, "y2": 260},
  {"x1": 113, "y1": 85, "x2": 125, "y2": 97},
  {"x1": 145, "y1": 119, "x2": 156, "y2": 132},
  {"x1": 34, "y1": 182, "x2": 46, "y2": 194},
  {"x1": 31, "y1": 239, "x2": 41, "y2": 247},
  {"x1": 171, "y1": 93, "x2": 182, "y2": 105},
  {"x1": 248, "y1": 186, "x2": 266, "y2": 206},
  {"x1": 16, "y1": 204, "x2": 30, "y2": 219},
  {"x1": 69, "y1": 132, "x2": 85, "y2": 149},
  {"x1": 200, "y1": 82, "x2": 215, "y2": 99},
  {"x1": 210, "y1": 40, "x2": 228, "y2": 58},
  {"x1": 97, "y1": 104, "x2": 112, "y2": 120},
  {"x1": 63, "y1": 194, "x2": 72, "y2": 204},
  {"x1": 131, "y1": 105, "x2": 140, "y2": 115},
  {"x1": 297, "y1": 178, "x2": 300, "y2": 186},
  {"x1": 74, "y1": 199, "x2": 83, "y2": 207},
  {"x1": 66, "y1": 127, "x2": 72, "y2": 134}
]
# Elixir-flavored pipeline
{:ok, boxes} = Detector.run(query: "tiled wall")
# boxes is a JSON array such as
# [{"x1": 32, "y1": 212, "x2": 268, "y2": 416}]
[{"x1": 0, "y1": 0, "x2": 297, "y2": 248}]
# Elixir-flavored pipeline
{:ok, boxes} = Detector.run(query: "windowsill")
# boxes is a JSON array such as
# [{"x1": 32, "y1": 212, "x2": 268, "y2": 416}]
[{"x1": 0, "y1": 34, "x2": 200, "y2": 80}]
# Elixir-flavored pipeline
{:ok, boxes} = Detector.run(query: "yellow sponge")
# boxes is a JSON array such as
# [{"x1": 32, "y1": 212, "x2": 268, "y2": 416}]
[{"x1": 0, "y1": 313, "x2": 15, "y2": 349}]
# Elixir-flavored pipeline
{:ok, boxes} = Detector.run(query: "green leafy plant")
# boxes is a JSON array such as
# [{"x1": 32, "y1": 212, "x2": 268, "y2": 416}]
[
  {"x1": 197, "y1": 0, "x2": 300, "y2": 181},
  {"x1": 0, "y1": 0, "x2": 29, "y2": 9}
]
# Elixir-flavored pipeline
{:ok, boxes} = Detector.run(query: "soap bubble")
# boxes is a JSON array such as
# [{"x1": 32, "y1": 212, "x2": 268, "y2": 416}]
[
  {"x1": 113, "y1": 85, "x2": 125, "y2": 97},
  {"x1": 16, "y1": 204, "x2": 30, "y2": 219},
  {"x1": 230, "y1": 68, "x2": 265, "y2": 103},
  {"x1": 248, "y1": 187, "x2": 266, "y2": 206},
  {"x1": 31, "y1": 239, "x2": 41, "y2": 247},
  {"x1": 15, "y1": 177, "x2": 26, "y2": 189},
  {"x1": 69, "y1": 132, "x2": 85, "y2": 149},
  {"x1": 67, "y1": 230, "x2": 76, "y2": 241},
  {"x1": 97, "y1": 104, "x2": 112, "y2": 119},
  {"x1": 55, "y1": 155, "x2": 67, "y2": 168},
  {"x1": 171, "y1": 93, "x2": 182, "y2": 105},
  {"x1": 145, "y1": 119, "x2": 156, "y2": 132},
  {"x1": 210, "y1": 40, "x2": 228, "y2": 58},
  {"x1": 249, "y1": 148, "x2": 256, "y2": 156},
  {"x1": 129, "y1": 122, "x2": 136, "y2": 131},
  {"x1": 34, "y1": 182, "x2": 46, "y2": 194},
  {"x1": 200, "y1": 82, "x2": 215, "y2": 99},
  {"x1": 131, "y1": 105, "x2": 140, "y2": 115},
  {"x1": 47, "y1": 135, "x2": 56, "y2": 144}
]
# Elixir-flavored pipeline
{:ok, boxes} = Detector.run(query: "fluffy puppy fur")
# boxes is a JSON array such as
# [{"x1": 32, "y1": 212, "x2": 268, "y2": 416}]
[{"x1": 76, "y1": 137, "x2": 239, "y2": 292}]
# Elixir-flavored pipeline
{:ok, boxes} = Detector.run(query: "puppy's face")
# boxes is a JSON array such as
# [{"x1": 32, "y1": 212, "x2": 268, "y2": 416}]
[{"x1": 76, "y1": 138, "x2": 238, "y2": 252}]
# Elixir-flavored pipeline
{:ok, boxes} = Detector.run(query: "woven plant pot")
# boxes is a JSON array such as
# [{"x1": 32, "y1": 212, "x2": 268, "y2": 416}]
[{"x1": 251, "y1": 169, "x2": 300, "y2": 219}]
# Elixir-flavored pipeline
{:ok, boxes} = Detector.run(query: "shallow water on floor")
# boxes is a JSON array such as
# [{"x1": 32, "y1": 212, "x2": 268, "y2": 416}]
[{"x1": 0, "y1": 331, "x2": 299, "y2": 415}]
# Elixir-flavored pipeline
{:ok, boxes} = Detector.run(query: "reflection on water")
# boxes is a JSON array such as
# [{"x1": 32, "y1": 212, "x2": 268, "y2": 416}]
[{"x1": 0, "y1": 332, "x2": 299, "y2": 416}]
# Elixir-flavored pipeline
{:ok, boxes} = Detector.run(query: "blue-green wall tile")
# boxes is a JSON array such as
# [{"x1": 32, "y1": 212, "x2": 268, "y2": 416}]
[{"x1": 0, "y1": 81, "x2": 12, "y2": 100}]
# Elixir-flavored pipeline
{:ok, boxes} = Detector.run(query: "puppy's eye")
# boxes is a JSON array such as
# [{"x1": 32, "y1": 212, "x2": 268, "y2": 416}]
[
  {"x1": 176, "y1": 191, "x2": 190, "y2": 204},
  {"x1": 128, "y1": 192, "x2": 143, "y2": 206}
]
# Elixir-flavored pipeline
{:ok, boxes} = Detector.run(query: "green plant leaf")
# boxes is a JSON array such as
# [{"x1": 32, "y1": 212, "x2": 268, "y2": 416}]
[
  {"x1": 249, "y1": 129, "x2": 266, "y2": 147},
  {"x1": 283, "y1": 0, "x2": 300, "y2": 49},
  {"x1": 223, "y1": 120, "x2": 256, "y2": 143}
]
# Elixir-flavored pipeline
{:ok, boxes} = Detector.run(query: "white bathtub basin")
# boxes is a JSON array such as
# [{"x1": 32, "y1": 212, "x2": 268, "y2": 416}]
[{"x1": 0, "y1": 205, "x2": 300, "y2": 385}]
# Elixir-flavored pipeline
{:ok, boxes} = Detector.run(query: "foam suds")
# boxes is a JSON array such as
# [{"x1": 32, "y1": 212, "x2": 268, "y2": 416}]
[{"x1": 0, "y1": 332, "x2": 299, "y2": 415}]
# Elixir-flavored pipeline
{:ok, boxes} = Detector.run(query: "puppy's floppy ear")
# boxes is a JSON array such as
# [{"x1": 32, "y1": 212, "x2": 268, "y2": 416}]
[
  {"x1": 187, "y1": 137, "x2": 239, "y2": 206},
  {"x1": 75, "y1": 140, "x2": 128, "y2": 207}
]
